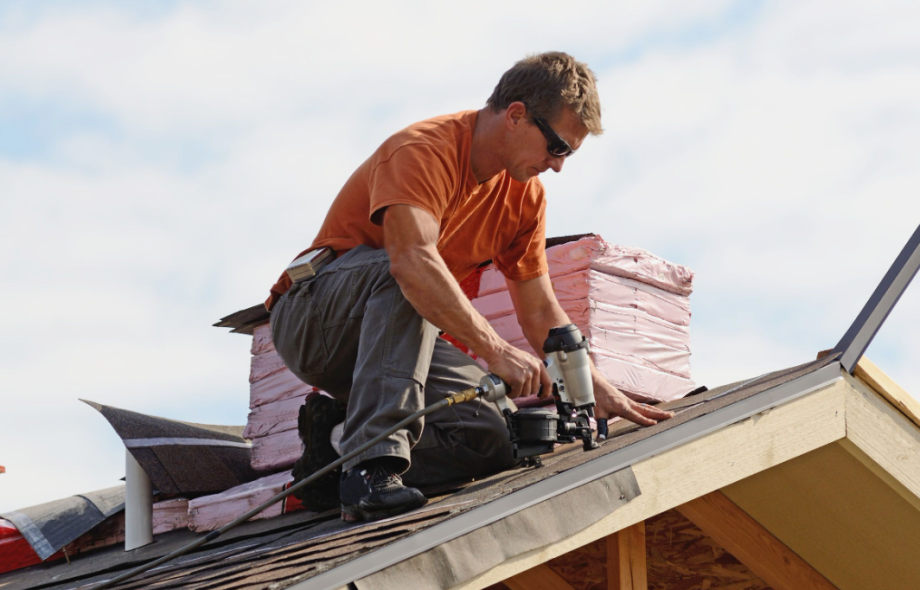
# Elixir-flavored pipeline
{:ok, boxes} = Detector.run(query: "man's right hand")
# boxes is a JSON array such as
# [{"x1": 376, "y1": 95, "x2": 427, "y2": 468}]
[{"x1": 482, "y1": 343, "x2": 553, "y2": 399}]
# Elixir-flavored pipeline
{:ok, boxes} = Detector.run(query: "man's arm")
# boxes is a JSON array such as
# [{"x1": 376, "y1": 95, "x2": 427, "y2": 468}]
[
  {"x1": 506, "y1": 273, "x2": 675, "y2": 426},
  {"x1": 382, "y1": 204, "x2": 552, "y2": 399}
]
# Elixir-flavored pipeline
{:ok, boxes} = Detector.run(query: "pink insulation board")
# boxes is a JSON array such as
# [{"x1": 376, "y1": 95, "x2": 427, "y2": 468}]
[
  {"x1": 488, "y1": 300, "x2": 691, "y2": 379},
  {"x1": 477, "y1": 236, "x2": 694, "y2": 297},
  {"x1": 473, "y1": 270, "x2": 690, "y2": 327},
  {"x1": 247, "y1": 322, "x2": 325, "y2": 471},
  {"x1": 251, "y1": 323, "x2": 275, "y2": 356},
  {"x1": 250, "y1": 350, "x2": 288, "y2": 383},
  {"x1": 250, "y1": 428, "x2": 302, "y2": 472},
  {"x1": 507, "y1": 338, "x2": 694, "y2": 403},
  {"x1": 152, "y1": 498, "x2": 189, "y2": 535},
  {"x1": 250, "y1": 367, "x2": 317, "y2": 409},
  {"x1": 188, "y1": 471, "x2": 303, "y2": 532},
  {"x1": 243, "y1": 394, "x2": 307, "y2": 440}
]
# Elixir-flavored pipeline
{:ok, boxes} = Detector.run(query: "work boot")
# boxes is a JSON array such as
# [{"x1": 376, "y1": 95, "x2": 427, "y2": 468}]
[
  {"x1": 339, "y1": 459, "x2": 428, "y2": 522},
  {"x1": 290, "y1": 394, "x2": 347, "y2": 512}
]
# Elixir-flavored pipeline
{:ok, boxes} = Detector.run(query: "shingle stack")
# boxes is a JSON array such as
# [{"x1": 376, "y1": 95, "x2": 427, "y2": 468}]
[
  {"x1": 463, "y1": 235, "x2": 695, "y2": 404},
  {"x1": 244, "y1": 324, "x2": 316, "y2": 471}
]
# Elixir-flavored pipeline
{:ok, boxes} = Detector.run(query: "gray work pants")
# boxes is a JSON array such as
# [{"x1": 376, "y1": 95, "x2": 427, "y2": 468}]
[{"x1": 269, "y1": 245, "x2": 515, "y2": 487}]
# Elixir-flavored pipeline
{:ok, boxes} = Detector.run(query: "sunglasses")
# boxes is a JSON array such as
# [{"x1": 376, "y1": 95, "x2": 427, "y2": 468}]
[{"x1": 531, "y1": 115, "x2": 575, "y2": 158}]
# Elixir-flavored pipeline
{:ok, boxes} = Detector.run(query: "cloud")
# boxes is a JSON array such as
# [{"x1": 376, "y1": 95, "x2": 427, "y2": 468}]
[{"x1": 1, "y1": 0, "x2": 919, "y2": 511}]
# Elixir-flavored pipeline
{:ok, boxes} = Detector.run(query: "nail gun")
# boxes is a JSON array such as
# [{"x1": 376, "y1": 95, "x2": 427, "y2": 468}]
[{"x1": 478, "y1": 324, "x2": 606, "y2": 462}]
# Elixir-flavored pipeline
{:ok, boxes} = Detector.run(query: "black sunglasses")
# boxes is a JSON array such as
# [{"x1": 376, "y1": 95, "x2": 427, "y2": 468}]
[{"x1": 531, "y1": 115, "x2": 575, "y2": 158}]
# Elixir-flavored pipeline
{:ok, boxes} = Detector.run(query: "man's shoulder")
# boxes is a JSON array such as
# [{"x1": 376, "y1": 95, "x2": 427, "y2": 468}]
[{"x1": 379, "y1": 110, "x2": 476, "y2": 157}]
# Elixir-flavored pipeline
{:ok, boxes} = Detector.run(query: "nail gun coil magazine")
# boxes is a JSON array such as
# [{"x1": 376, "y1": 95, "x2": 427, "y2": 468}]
[
  {"x1": 508, "y1": 408, "x2": 559, "y2": 459},
  {"x1": 483, "y1": 324, "x2": 601, "y2": 461}
]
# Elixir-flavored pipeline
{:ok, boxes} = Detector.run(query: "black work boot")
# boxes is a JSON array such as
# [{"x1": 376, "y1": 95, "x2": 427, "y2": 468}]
[
  {"x1": 339, "y1": 459, "x2": 427, "y2": 522},
  {"x1": 290, "y1": 394, "x2": 348, "y2": 512}
]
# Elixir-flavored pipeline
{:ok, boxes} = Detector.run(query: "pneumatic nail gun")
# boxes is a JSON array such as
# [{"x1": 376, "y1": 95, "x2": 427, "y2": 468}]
[{"x1": 478, "y1": 324, "x2": 605, "y2": 462}]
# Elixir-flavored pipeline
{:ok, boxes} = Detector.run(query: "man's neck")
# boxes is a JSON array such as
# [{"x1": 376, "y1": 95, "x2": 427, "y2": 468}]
[{"x1": 470, "y1": 108, "x2": 506, "y2": 183}]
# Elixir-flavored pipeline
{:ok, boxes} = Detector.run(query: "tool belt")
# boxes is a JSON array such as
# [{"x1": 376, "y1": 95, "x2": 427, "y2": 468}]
[{"x1": 286, "y1": 247, "x2": 335, "y2": 283}]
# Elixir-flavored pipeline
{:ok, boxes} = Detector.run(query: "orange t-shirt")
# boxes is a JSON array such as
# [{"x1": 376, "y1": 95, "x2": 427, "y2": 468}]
[{"x1": 266, "y1": 110, "x2": 548, "y2": 310}]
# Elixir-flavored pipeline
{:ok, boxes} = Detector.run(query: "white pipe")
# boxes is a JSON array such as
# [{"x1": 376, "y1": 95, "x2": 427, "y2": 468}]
[{"x1": 125, "y1": 449, "x2": 153, "y2": 551}]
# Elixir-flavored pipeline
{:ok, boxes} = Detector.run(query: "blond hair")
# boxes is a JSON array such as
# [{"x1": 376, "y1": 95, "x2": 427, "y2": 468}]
[{"x1": 486, "y1": 52, "x2": 603, "y2": 135}]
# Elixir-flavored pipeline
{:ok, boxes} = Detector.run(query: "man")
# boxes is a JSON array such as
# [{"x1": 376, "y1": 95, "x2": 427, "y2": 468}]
[{"x1": 267, "y1": 52, "x2": 673, "y2": 522}]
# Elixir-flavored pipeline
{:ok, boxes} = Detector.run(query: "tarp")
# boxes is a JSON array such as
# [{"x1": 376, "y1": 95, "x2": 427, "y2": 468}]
[{"x1": 0, "y1": 486, "x2": 124, "y2": 561}]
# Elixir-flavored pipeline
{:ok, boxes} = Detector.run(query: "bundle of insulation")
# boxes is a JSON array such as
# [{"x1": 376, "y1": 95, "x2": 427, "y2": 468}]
[
  {"x1": 187, "y1": 471, "x2": 307, "y2": 532},
  {"x1": 242, "y1": 234, "x2": 693, "y2": 472},
  {"x1": 461, "y1": 235, "x2": 695, "y2": 404},
  {"x1": 244, "y1": 324, "x2": 317, "y2": 471}
]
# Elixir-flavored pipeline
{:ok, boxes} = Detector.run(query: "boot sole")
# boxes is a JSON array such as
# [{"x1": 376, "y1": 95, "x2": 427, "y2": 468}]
[{"x1": 340, "y1": 495, "x2": 428, "y2": 522}]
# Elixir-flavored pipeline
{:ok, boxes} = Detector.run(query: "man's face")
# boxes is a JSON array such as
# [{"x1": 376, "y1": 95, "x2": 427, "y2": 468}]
[{"x1": 504, "y1": 105, "x2": 589, "y2": 183}]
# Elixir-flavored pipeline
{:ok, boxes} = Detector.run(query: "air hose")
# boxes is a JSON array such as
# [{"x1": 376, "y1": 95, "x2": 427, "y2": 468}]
[{"x1": 90, "y1": 386, "x2": 482, "y2": 590}]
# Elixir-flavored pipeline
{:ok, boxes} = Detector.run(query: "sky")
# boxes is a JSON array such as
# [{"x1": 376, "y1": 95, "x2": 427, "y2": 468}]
[{"x1": 1, "y1": 0, "x2": 919, "y2": 512}]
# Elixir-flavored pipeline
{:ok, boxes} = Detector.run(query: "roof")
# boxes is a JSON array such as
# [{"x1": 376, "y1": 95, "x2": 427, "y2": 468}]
[
  {"x1": 3, "y1": 225, "x2": 918, "y2": 589},
  {"x1": 1, "y1": 353, "x2": 851, "y2": 590}
]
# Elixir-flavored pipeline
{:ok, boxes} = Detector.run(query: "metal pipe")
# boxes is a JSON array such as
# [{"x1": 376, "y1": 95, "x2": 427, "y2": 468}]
[
  {"x1": 89, "y1": 386, "x2": 481, "y2": 589},
  {"x1": 124, "y1": 450, "x2": 153, "y2": 551}
]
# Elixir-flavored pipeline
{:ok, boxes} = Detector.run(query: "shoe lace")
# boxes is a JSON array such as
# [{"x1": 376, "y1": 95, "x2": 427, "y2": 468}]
[{"x1": 367, "y1": 465, "x2": 402, "y2": 489}]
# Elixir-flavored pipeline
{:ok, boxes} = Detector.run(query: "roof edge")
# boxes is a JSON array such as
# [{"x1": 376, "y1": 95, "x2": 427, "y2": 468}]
[{"x1": 853, "y1": 357, "x2": 920, "y2": 429}]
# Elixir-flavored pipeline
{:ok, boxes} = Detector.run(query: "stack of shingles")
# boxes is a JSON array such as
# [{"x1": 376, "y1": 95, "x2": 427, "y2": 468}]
[{"x1": 464, "y1": 235, "x2": 695, "y2": 405}]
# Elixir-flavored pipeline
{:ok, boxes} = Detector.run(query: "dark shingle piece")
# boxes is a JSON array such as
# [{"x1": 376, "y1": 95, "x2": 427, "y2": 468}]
[{"x1": 84, "y1": 400, "x2": 259, "y2": 495}]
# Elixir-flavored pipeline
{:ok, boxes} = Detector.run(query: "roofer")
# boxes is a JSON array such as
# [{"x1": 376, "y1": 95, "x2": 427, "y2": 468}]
[{"x1": 266, "y1": 52, "x2": 674, "y2": 522}]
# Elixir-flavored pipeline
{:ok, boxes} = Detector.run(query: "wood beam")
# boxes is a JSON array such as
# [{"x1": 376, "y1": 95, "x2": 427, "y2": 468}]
[
  {"x1": 842, "y1": 370, "x2": 920, "y2": 510},
  {"x1": 854, "y1": 357, "x2": 920, "y2": 429},
  {"x1": 606, "y1": 521, "x2": 647, "y2": 590},
  {"x1": 503, "y1": 564, "x2": 575, "y2": 590},
  {"x1": 677, "y1": 491, "x2": 837, "y2": 590}
]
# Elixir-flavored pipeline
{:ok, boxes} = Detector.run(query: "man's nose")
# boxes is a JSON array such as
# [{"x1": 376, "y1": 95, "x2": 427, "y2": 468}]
[{"x1": 547, "y1": 156, "x2": 565, "y2": 173}]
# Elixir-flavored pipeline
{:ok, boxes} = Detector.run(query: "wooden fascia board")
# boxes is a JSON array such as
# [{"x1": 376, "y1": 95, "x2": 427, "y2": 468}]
[
  {"x1": 841, "y1": 371, "x2": 920, "y2": 510},
  {"x1": 853, "y1": 357, "x2": 920, "y2": 429},
  {"x1": 454, "y1": 378, "x2": 848, "y2": 590}
]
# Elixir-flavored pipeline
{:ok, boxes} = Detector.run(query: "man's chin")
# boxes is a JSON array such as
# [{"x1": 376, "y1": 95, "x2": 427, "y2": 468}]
[{"x1": 511, "y1": 168, "x2": 539, "y2": 182}]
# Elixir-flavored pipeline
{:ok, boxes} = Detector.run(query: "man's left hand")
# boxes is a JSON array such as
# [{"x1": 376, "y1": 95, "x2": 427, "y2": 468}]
[{"x1": 593, "y1": 373, "x2": 675, "y2": 426}]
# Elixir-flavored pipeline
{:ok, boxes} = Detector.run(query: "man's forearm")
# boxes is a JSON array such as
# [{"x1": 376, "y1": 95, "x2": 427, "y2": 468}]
[
  {"x1": 517, "y1": 300, "x2": 571, "y2": 356},
  {"x1": 389, "y1": 245, "x2": 506, "y2": 363}
]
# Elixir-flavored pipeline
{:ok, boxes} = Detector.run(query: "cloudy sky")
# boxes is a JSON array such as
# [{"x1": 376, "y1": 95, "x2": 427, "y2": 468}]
[{"x1": 1, "y1": 0, "x2": 918, "y2": 512}]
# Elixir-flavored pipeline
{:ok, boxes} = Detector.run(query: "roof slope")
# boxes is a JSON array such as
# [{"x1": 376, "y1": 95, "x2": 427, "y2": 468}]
[{"x1": 0, "y1": 354, "x2": 843, "y2": 590}]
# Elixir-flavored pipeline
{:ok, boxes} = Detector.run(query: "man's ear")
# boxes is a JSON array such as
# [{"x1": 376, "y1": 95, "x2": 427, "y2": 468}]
[{"x1": 504, "y1": 101, "x2": 527, "y2": 131}]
